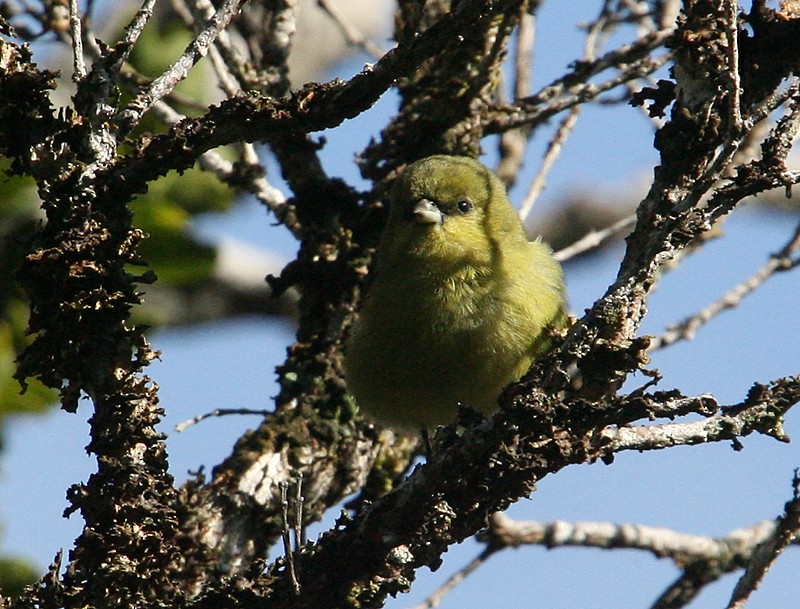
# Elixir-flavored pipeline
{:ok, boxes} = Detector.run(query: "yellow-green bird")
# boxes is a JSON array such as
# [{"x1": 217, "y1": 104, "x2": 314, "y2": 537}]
[{"x1": 345, "y1": 155, "x2": 567, "y2": 429}]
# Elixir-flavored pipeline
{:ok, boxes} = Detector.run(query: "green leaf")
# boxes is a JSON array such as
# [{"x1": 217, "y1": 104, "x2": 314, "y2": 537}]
[
  {"x1": 130, "y1": 168, "x2": 234, "y2": 285},
  {"x1": 0, "y1": 557, "x2": 40, "y2": 598}
]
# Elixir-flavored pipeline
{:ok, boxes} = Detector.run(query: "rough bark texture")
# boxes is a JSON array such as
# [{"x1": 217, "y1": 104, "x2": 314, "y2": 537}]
[{"x1": 2, "y1": 1, "x2": 800, "y2": 608}]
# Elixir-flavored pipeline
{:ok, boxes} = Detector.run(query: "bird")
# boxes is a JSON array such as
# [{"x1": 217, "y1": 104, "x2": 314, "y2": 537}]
[{"x1": 344, "y1": 155, "x2": 567, "y2": 429}]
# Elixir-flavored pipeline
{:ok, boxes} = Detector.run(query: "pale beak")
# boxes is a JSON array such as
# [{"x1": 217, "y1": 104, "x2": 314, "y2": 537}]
[{"x1": 413, "y1": 199, "x2": 443, "y2": 225}]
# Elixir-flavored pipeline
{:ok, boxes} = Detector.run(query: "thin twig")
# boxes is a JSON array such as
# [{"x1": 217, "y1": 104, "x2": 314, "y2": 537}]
[
  {"x1": 513, "y1": 6, "x2": 535, "y2": 101},
  {"x1": 293, "y1": 473, "x2": 305, "y2": 548},
  {"x1": 317, "y1": 0, "x2": 384, "y2": 60},
  {"x1": 491, "y1": 28, "x2": 675, "y2": 131},
  {"x1": 406, "y1": 546, "x2": 497, "y2": 609},
  {"x1": 726, "y1": 471, "x2": 800, "y2": 609},
  {"x1": 199, "y1": 150, "x2": 290, "y2": 217},
  {"x1": 724, "y1": 0, "x2": 743, "y2": 133},
  {"x1": 68, "y1": 0, "x2": 86, "y2": 80},
  {"x1": 619, "y1": 0, "x2": 656, "y2": 33},
  {"x1": 652, "y1": 569, "x2": 724, "y2": 609},
  {"x1": 425, "y1": 509, "x2": 791, "y2": 609},
  {"x1": 146, "y1": 96, "x2": 289, "y2": 220},
  {"x1": 116, "y1": 0, "x2": 247, "y2": 133},
  {"x1": 173, "y1": 0, "x2": 248, "y2": 94},
  {"x1": 485, "y1": 512, "x2": 782, "y2": 567},
  {"x1": 518, "y1": 107, "x2": 579, "y2": 221},
  {"x1": 175, "y1": 407, "x2": 272, "y2": 432},
  {"x1": 514, "y1": 3, "x2": 666, "y2": 217},
  {"x1": 518, "y1": 2, "x2": 611, "y2": 221},
  {"x1": 650, "y1": 220, "x2": 800, "y2": 350},
  {"x1": 279, "y1": 481, "x2": 302, "y2": 595},
  {"x1": 553, "y1": 213, "x2": 637, "y2": 262},
  {"x1": 117, "y1": 0, "x2": 158, "y2": 67},
  {"x1": 657, "y1": 0, "x2": 682, "y2": 30},
  {"x1": 407, "y1": 375, "x2": 797, "y2": 608},
  {"x1": 659, "y1": 79, "x2": 800, "y2": 228},
  {"x1": 234, "y1": 142, "x2": 292, "y2": 216},
  {"x1": 599, "y1": 407, "x2": 790, "y2": 453},
  {"x1": 145, "y1": 2, "x2": 288, "y2": 219},
  {"x1": 495, "y1": 5, "x2": 535, "y2": 186},
  {"x1": 207, "y1": 40, "x2": 242, "y2": 96}
]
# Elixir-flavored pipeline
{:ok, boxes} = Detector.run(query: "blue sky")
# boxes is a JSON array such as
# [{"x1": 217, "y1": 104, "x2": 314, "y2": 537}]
[{"x1": 2, "y1": 2, "x2": 799, "y2": 608}]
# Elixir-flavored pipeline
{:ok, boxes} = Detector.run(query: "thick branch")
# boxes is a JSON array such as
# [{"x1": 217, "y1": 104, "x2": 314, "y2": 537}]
[
  {"x1": 101, "y1": 0, "x2": 509, "y2": 205},
  {"x1": 485, "y1": 512, "x2": 781, "y2": 568},
  {"x1": 187, "y1": 377, "x2": 799, "y2": 608},
  {"x1": 726, "y1": 472, "x2": 800, "y2": 609}
]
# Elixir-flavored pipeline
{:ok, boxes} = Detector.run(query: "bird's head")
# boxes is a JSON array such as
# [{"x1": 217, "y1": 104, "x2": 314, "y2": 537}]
[{"x1": 382, "y1": 155, "x2": 525, "y2": 269}]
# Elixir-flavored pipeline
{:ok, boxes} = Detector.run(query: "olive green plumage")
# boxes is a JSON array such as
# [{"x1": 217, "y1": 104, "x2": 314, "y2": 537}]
[{"x1": 345, "y1": 155, "x2": 567, "y2": 429}]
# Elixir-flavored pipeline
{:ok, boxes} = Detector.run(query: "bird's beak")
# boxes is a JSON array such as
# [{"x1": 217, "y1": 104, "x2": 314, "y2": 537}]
[{"x1": 413, "y1": 199, "x2": 443, "y2": 225}]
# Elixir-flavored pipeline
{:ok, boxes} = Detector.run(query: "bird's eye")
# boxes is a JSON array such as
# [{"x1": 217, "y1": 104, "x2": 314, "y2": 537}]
[{"x1": 456, "y1": 199, "x2": 473, "y2": 214}]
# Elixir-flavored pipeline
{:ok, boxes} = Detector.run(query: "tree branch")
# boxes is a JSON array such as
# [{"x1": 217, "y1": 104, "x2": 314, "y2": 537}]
[
  {"x1": 116, "y1": 0, "x2": 248, "y2": 134},
  {"x1": 485, "y1": 512, "x2": 783, "y2": 567},
  {"x1": 651, "y1": 220, "x2": 800, "y2": 349},
  {"x1": 185, "y1": 377, "x2": 800, "y2": 608},
  {"x1": 726, "y1": 471, "x2": 800, "y2": 609}
]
